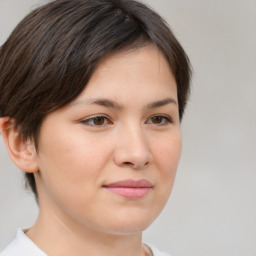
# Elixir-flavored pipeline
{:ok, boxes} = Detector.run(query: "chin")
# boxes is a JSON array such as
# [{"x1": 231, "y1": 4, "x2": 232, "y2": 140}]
[
  {"x1": 105, "y1": 222, "x2": 152, "y2": 236},
  {"x1": 99, "y1": 209, "x2": 160, "y2": 236}
]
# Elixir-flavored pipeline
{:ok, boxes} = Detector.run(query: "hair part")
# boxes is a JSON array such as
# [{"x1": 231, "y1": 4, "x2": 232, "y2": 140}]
[{"x1": 0, "y1": 0, "x2": 191, "y2": 199}]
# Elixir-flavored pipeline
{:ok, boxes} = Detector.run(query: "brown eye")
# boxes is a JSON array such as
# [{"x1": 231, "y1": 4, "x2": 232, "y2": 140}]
[
  {"x1": 93, "y1": 116, "x2": 105, "y2": 125},
  {"x1": 146, "y1": 115, "x2": 172, "y2": 126},
  {"x1": 151, "y1": 116, "x2": 163, "y2": 124},
  {"x1": 81, "y1": 115, "x2": 111, "y2": 127}
]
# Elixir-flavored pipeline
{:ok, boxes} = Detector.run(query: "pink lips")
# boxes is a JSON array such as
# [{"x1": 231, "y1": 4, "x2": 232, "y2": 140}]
[{"x1": 103, "y1": 179, "x2": 153, "y2": 199}]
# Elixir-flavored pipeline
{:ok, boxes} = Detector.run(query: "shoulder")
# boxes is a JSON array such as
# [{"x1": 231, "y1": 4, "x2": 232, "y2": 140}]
[
  {"x1": 0, "y1": 237, "x2": 18, "y2": 256},
  {"x1": 144, "y1": 243, "x2": 172, "y2": 256},
  {"x1": 0, "y1": 229, "x2": 46, "y2": 256}
]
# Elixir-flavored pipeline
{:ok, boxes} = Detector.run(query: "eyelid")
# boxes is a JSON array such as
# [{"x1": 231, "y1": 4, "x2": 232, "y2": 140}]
[
  {"x1": 146, "y1": 114, "x2": 173, "y2": 125},
  {"x1": 80, "y1": 114, "x2": 112, "y2": 127},
  {"x1": 79, "y1": 114, "x2": 173, "y2": 127}
]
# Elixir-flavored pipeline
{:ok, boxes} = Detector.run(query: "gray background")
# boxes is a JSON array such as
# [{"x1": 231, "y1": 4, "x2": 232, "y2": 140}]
[{"x1": 0, "y1": 0, "x2": 256, "y2": 255}]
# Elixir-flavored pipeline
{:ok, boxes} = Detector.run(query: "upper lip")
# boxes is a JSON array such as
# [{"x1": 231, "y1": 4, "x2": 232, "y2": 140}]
[{"x1": 104, "y1": 179, "x2": 153, "y2": 188}]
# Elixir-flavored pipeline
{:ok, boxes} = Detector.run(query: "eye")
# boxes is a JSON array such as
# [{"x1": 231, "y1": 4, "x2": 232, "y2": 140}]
[
  {"x1": 81, "y1": 115, "x2": 112, "y2": 126},
  {"x1": 146, "y1": 115, "x2": 172, "y2": 126}
]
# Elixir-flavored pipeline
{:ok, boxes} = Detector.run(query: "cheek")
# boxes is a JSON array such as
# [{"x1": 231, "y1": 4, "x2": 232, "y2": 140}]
[
  {"x1": 39, "y1": 129, "x2": 109, "y2": 173},
  {"x1": 151, "y1": 131, "x2": 182, "y2": 193},
  {"x1": 153, "y1": 131, "x2": 182, "y2": 171},
  {"x1": 36, "y1": 131, "x2": 112, "y2": 204}
]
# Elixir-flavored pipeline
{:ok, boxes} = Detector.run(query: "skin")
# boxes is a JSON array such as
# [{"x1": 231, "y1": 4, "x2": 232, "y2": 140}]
[{"x1": 0, "y1": 44, "x2": 182, "y2": 256}]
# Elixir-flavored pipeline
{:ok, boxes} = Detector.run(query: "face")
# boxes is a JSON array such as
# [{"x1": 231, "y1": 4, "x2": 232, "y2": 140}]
[{"x1": 34, "y1": 44, "x2": 182, "y2": 236}]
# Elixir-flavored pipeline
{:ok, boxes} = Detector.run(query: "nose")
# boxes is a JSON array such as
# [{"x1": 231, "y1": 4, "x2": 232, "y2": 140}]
[{"x1": 113, "y1": 125, "x2": 153, "y2": 169}]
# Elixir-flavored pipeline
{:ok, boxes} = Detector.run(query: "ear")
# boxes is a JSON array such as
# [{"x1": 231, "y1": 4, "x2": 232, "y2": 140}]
[{"x1": 0, "y1": 117, "x2": 39, "y2": 173}]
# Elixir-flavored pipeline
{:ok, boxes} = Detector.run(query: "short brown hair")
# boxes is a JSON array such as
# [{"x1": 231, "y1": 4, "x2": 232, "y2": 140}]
[{"x1": 0, "y1": 0, "x2": 192, "y2": 198}]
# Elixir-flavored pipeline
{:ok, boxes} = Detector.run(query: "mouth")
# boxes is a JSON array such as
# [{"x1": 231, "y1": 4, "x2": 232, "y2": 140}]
[{"x1": 103, "y1": 179, "x2": 153, "y2": 199}]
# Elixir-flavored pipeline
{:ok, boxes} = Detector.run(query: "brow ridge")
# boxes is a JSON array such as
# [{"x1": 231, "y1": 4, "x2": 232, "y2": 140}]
[
  {"x1": 71, "y1": 98, "x2": 124, "y2": 110},
  {"x1": 146, "y1": 98, "x2": 177, "y2": 109},
  {"x1": 72, "y1": 97, "x2": 177, "y2": 110}
]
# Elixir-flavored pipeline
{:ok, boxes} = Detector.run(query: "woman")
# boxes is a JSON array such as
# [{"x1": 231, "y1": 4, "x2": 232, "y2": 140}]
[{"x1": 0, "y1": 0, "x2": 191, "y2": 255}]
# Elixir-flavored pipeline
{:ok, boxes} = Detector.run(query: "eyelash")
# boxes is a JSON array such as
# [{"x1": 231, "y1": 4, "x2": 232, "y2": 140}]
[
  {"x1": 146, "y1": 115, "x2": 172, "y2": 126},
  {"x1": 81, "y1": 115, "x2": 112, "y2": 126},
  {"x1": 80, "y1": 115, "x2": 172, "y2": 127}
]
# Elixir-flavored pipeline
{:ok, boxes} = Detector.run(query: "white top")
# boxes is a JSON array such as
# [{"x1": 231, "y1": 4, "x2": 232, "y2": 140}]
[{"x1": 0, "y1": 229, "x2": 171, "y2": 256}]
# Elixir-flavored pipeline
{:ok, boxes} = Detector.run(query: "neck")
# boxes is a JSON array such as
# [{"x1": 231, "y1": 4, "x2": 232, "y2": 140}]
[{"x1": 26, "y1": 209, "x2": 148, "y2": 256}]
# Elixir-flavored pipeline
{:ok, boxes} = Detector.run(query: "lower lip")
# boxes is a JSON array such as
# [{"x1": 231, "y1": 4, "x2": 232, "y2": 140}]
[{"x1": 104, "y1": 187, "x2": 152, "y2": 199}]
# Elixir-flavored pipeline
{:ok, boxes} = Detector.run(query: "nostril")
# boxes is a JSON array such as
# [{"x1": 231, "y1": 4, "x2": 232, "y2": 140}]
[
  {"x1": 123, "y1": 161, "x2": 150, "y2": 168},
  {"x1": 123, "y1": 161, "x2": 133, "y2": 166}
]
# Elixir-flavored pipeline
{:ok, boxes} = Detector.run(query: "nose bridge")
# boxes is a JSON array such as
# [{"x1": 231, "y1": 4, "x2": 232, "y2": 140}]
[{"x1": 114, "y1": 121, "x2": 152, "y2": 168}]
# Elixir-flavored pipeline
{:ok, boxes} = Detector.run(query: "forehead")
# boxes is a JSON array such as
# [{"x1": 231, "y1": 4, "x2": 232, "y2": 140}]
[
  {"x1": 75, "y1": 44, "x2": 176, "y2": 101},
  {"x1": 95, "y1": 44, "x2": 172, "y2": 78}
]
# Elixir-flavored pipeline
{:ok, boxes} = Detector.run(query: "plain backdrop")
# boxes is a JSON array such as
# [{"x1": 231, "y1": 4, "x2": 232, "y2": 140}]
[{"x1": 0, "y1": 0, "x2": 256, "y2": 255}]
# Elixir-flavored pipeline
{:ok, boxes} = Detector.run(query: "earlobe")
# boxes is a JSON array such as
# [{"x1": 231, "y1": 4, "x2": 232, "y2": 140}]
[{"x1": 0, "y1": 117, "x2": 39, "y2": 173}]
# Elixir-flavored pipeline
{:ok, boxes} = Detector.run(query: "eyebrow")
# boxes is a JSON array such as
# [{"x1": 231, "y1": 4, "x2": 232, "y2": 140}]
[
  {"x1": 71, "y1": 97, "x2": 177, "y2": 110},
  {"x1": 71, "y1": 98, "x2": 124, "y2": 110},
  {"x1": 145, "y1": 98, "x2": 177, "y2": 109}
]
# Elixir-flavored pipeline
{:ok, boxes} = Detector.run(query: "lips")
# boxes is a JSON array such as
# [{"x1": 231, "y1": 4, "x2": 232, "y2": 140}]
[{"x1": 103, "y1": 179, "x2": 153, "y2": 199}]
